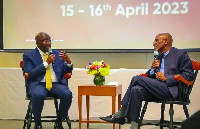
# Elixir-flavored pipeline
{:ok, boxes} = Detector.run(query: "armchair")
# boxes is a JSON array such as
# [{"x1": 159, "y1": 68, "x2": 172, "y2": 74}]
[
  {"x1": 20, "y1": 60, "x2": 72, "y2": 129},
  {"x1": 138, "y1": 59, "x2": 200, "y2": 129}
]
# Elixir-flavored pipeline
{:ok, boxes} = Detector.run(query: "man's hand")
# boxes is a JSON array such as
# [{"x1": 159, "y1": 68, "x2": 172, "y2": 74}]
[
  {"x1": 46, "y1": 54, "x2": 55, "y2": 65},
  {"x1": 156, "y1": 71, "x2": 166, "y2": 81},
  {"x1": 152, "y1": 60, "x2": 160, "y2": 72},
  {"x1": 59, "y1": 51, "x2": 71, "y2": 64}
]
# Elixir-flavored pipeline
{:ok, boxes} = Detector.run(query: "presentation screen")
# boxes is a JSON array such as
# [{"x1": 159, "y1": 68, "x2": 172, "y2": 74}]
[{"x1": 2, "y1": 0, "x2": 200, "y2": 51}]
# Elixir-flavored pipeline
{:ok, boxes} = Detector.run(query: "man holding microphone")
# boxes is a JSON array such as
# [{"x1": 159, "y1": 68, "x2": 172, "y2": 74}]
[
  {"x1": 23, "y1": 32, "x2": 73, "y2": 129},
  {"x1": 100, "y1": 33, "x2": 194, "y2": 129}
]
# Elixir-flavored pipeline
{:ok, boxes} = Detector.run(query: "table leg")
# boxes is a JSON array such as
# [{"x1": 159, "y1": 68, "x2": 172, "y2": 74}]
[
  {"x1": 86, "y1": 95, "x2": 90, "y2": 129},
  {"x1": 78, "y1": 95, "x2": 82, "y2": 129},
  {"x1": 118, "y1": 94, "x2": 122, "y2": 129},
  {"x1": 118, "y1": 94, "x2": 121, "y2": 110},
  {"x1": 112, "y1": 96, "x2": 116, "y2": 129}
]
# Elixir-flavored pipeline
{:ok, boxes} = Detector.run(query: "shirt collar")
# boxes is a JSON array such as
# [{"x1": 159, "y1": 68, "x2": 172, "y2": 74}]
[
  {"x1": 163, "y1": 49, "x2": 170, "y2": 58},
  {"x1": 37, "y1": 47, "x2": 47, "y2": 56}
]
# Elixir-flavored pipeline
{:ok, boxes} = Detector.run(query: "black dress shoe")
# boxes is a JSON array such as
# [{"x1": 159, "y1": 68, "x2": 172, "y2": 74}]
[
  {"x1": 99, "y1": 114, "x2": 125, "y2": 125},
  {"x1": 54, "y1": 121, "x2": 64, "y2": 129}
]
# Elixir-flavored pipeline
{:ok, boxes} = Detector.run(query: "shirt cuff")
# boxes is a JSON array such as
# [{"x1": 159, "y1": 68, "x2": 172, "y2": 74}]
[
  {"x1": 43, "y1": 61, "x2": 49, "y2": 68},
  {"x1": 149, "y1": 69, "x2": 155, "y2": 76},
  {"x1": 67, "y1": 61, "x2": 73, "y2": 67}
]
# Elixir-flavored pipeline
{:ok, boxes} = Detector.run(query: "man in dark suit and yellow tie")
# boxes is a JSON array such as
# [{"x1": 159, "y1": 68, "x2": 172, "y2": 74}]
[
  {"x1": 100, "y1": 33, "x2": 194, "y2": 129},
  {"x1": 23, "y1": 32, "x2": 73, "y2": 129}
]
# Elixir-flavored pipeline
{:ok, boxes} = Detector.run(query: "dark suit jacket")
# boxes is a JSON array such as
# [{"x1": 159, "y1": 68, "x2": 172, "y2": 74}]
[
  {"x1": 147, "y1": 47, "x2": 194, "y2": 99},
  {"x1": 23, "y1": 48, "x2": 73, "y2": 91},
  {"x1": 182, "y1": 110, "x2": 200, "y2": 129}
]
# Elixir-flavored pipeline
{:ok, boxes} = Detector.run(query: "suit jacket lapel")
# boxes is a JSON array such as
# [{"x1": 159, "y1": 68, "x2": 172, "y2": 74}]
[
  {"x1": 52, "y1": 49, "x2": 57, "y2": 68},
  {"x1": 32, "y1": 48, "x2": 43, "y2": 65}
]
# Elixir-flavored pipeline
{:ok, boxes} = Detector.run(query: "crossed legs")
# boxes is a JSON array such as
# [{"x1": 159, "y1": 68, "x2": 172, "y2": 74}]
[{"x1": 100, "y1": 75, "x2": 173, "y2": 129}]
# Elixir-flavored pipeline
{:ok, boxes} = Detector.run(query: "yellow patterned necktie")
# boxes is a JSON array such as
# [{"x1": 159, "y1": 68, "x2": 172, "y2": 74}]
[{"x1": 43, "y1": 53, "x2": 52, "y2": 90}]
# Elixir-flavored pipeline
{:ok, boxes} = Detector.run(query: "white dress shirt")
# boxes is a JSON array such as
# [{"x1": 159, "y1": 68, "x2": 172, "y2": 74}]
[{"x1": 37, "y1": 47, "x2": 58, "y2": 82}]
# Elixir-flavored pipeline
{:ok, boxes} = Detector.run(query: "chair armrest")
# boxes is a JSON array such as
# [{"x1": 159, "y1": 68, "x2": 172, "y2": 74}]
[
  {"x1": 174, "y1": 75, "x2": 193, "y2": 85},
  {"x1": 20, "y1": 61, "x2": 23, "y2": 68},
  {"x1": 64, "y1": 73, "x2": 71, "y2": 79},
  {"x1": 24, "y1": 73, "x2": 29, "y2": 79},
  {"x1": 139, "y1": 73, "x2": 148, "y2": 77},
  {"x1": 191, "y1": 59, "x2": 200, "y2": 70}
]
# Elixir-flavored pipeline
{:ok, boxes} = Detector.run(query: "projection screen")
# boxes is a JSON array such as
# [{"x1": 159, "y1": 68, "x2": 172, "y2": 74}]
[{"x1": 1, "y1": 0, "x2": 200, "y2": 52}]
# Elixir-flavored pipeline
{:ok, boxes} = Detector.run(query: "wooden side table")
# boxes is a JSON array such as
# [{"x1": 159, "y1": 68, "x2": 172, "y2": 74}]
[{"x1": 78, "y1": 84, "x2": 122, "y2": 129}]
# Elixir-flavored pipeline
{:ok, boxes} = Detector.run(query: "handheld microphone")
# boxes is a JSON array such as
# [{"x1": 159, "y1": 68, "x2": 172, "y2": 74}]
[
  {"x1": 154, "y1": 51, "x2": 159, "y2": 60},
  {"x1": 154, "y1": 51, "x2": 161, "y2": 72},
  {"x1": 48, "y1": 48, "x2": 54, "y2": 66},
  {"x1": 48, "y1": 48, "x2": 53, "y2": 55}
]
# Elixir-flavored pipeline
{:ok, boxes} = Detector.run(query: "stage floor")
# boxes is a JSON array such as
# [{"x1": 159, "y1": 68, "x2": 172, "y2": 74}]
[{"x1": 0, "y1": 119, "x2": 169, "y2": 129}]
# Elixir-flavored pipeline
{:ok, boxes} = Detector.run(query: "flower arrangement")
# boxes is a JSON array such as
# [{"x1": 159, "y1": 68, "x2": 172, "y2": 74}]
[{"x1": 85, "y1": 60, "x2": 110, "y2": 76}]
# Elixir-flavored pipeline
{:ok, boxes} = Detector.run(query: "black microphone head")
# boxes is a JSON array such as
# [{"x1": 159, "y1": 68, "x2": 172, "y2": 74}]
[
  {"x1": 154, "y1": 51, "x2": 163, "y2": 60},
  {"x1": 154, "y1": 51, "x2": 159, "y2": 60},
  {"x1": 48, "y1": 48, "x2": 53, "y2": 55}
]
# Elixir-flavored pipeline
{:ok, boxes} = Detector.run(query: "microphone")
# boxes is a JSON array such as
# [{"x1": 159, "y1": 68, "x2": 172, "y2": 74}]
[
  {"x1": 48, "y1": 48, "x2": 53, "y2": 55},
  {"x1": 154, "y1": 51, "x2": 161, "y2": 73},
  {"x1": 48, "y1": 48, "x2": 54, "y2": 66},
  {"x1": 154, "y1": 51, "x2": 159, "y2": 60}
]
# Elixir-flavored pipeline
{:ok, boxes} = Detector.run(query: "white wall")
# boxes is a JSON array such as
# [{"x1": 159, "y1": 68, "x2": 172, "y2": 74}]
[{"x1": 0, "y1": 68, "x2": 199, "y2": 121}]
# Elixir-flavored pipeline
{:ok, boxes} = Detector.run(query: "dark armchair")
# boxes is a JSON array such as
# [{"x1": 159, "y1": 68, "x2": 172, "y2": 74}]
[
  {"x1": 138, "y1": 59, "x2": 200, "y2": 129},
  {"x1": 20, "y1": 60, "x2": 72, "y2": 129}
]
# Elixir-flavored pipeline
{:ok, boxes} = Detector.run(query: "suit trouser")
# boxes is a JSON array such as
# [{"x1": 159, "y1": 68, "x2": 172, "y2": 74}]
[
  {"x1": 30, "y1": 82, "x2": 72, "y2": 123},
  {"x1": 121, "y1": 75, "x2": 173, "y2": 123}
]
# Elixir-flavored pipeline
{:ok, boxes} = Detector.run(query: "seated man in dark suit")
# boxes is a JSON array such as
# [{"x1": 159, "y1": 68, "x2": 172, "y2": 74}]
[
  {"x1": 100, "y1": 33, "x2": 194, "y2": 129},
  {"x1": 23, "y1": 32, "x2": 73, "y2": 129}
]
